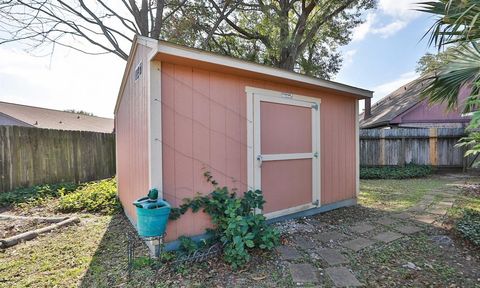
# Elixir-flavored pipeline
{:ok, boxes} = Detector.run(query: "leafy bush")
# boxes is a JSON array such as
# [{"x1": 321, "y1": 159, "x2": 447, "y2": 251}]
[
  {"x1": 178, "y1": 236, "x2": 199, "y2": 254},
  {"x1": 57, "y1": 178, "x2": 119, "y2": 215},
  {"x1": 360, "y1": 164, "x2": 433, "y2": 179},
  {"x1": 0, "y1": 182, "x2": 79, "y2": 207},
  {"x1": 456, "y1": 209, "x2": 480, "y2": 246},
  {"x1": 170, "y1": 172, "x2": 280, "y2": 269}
]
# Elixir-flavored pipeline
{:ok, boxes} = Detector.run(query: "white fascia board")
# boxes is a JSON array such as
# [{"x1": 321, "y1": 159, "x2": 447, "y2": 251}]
[
  {"x1": 155, "y1": 41, "x2": 373, "y2": 99},
  {"x1": 114, "y1": 35, "x2": 159, "y2": 115}
]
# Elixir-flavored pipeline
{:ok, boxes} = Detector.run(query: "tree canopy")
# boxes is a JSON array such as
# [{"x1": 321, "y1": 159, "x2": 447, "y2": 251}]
[{"x1": 0, "y1": 0, "x2": 375, "y2": 79}]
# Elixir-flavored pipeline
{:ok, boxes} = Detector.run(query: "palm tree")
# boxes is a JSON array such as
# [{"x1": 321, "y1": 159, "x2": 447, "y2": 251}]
[
  {"x1": 419, "y1": 0, "x2": 480, "y2": 109},
  {"x1": 419, "y1": 0, "x2": 480, "y2": 163}
]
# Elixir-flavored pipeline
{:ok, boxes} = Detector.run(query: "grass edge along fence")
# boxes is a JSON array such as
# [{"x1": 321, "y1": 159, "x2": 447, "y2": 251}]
[
  {"x1": 360, "y1": 128, "x2": 473, "y2": 169},
  {"x1": 0, "y1": 126, "x2": 115, "y2": 193}
]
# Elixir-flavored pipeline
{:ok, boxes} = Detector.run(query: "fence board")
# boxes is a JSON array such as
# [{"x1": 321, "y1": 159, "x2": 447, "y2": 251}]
[
  {"x1": 360, "y1": 128, "x2": 470, "y2": 168},
  {"x1": 0, "y1": 126, "x2": 115, "y2": 193}
]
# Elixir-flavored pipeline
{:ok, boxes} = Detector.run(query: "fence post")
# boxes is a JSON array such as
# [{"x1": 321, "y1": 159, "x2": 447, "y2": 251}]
[
  {"x1": 429, "y1": 128, "x2": 438, "y2": 167},
  {"x1": 399, "y1": 136, "x2": 406, "y2": 167},
  {"x1": 379, "y1": 129, "x2": 385, "y2": 166}
]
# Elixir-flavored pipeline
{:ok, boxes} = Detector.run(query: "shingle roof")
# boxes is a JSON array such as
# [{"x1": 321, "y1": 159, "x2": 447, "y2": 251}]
[
  {"x1": 360, "y1": 78, "x2": 429, "y2": 129},
  {"x1": 0, "y1": 101, "x2": 114, "y2": 133}
]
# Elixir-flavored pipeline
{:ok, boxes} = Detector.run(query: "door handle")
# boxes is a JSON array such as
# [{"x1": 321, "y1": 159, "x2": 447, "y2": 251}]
[{"x1": 256, "y1": 154, "x2": 263, "y2": 167}]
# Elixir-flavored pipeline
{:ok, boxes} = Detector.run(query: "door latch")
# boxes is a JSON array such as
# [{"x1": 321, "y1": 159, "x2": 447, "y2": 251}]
[{"x1": 256, "y1": 154, "x2": 263, "y2": 167}]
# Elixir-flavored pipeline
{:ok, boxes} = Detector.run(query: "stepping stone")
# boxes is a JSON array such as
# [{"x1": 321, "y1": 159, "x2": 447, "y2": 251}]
[
  {"x1": 316, "y1": 231, "x2": 346, "y2": 243},
  {"x1": 408, "y1": 205, "x2": 428, "y2": 213},
  {"x1": 413, "y1": 214, "x2": 436, "y2": 224},
  {"x1": 295, "y1": 236, "x2": 316, "y2": 250},
  {"x1": 276, "y1": 246, "x2": 302, "y2": 261},
  {"x1": 318, "y1": 248, "x2": 348, "y2": 265},
  {"x1": 326, "y1": 267, "x2": 363, "y2": 287},
  {"x1": 289, "y1": 263, "x2": 318, "y2": 284},
  {"x1": 427, "y1": 207, "x2": 448, "y2": 215},
  {"x1": 372, "y1": 231, "x2": 403, "y2": 243},
  {"x1": 436, "y1": 201, "x2": 454, "y2": 208},
  {"x1": 430, "y1": 235, "x2": 454, "y2": 247},
  {"x1": 394, "y1": 224, "x2": 423, "y2": 235},
  {"x1": 423, "y1": 195, "x2": 435, "y2": 201},
  {"x1": 341, "y1": 237, "x2": 375, "y2": 252},
  {"x1": 391, "y1": 212, "x2": 411, "y2": 219},
  {"x1": 375, "y1": 217, "x2": 396, "y2": 226},
  {"x1": 349, "y1": 222, "x2": 375, "y2": 234}
]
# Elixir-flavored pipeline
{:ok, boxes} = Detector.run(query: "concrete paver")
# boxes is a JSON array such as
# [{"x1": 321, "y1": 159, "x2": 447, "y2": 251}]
[
  {"x1": 289, "y1": 263, "x2": 318, "y2": 283},
  {"x1": 317, "y1": 248, "x2": 349, "y2": 265},
  {"x1": 326, "y1": 267, "x2": 363, "y2": 287},
  {"x1": 373, "y1": 231, "x2": 403, "y2": 243},
  {"x1": 341, "y1": 237, "x2": 376, "y2": 252},
  {"x1": 349, "y1": 222, "x2": 375, "y2": 234},
  {"x1": 276, "y1": 246, "x2": 302, "y2": 261}
]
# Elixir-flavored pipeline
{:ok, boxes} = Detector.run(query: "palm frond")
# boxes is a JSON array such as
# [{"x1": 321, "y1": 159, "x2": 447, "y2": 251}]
[
  {"x1": 418, "y1": 0, "x2": 480, "y2": 48},
  {"x1": 421, "y1": 43, "x2": 480, "y2": 110}
]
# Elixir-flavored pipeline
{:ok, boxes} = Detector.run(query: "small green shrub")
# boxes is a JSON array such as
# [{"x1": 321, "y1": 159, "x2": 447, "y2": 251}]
[
  {"x1": 456, "y1": 209, "x2": 480, "y2": 246},
  {"x1": 360, "y1": 164, "x2": 433, "y2": 179},
  {"x1": 178, "y1": 236, "x2": 198, "y2": 254},
  {"x1": 170, "y1": 172, "x2": 280, "y2": 269},
  {"x1": 57, "y1": 178, "x2": 119, "y2": 215},
  {"x1": 0, "y1": 182, "x2": 79, "y2": 207}
]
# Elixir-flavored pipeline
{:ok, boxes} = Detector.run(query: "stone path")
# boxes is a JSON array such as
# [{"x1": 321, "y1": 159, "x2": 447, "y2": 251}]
[
  {"x1": 276, "y1": 183, "x2": 461, "y2": 287},
  {"x1": 276, "y1": 214, "x2": 430, "y2": 286}
]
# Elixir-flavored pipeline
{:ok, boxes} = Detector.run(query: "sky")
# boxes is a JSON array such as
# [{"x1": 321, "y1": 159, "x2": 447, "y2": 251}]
[{"x1": 0, "y1": 0, "x2": 436, "y2": 118}]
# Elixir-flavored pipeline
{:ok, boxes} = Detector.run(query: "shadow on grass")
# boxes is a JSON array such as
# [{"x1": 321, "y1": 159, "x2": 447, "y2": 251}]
[{"x1": 78, "y1": 213, "x2": 155, "y2": 287}]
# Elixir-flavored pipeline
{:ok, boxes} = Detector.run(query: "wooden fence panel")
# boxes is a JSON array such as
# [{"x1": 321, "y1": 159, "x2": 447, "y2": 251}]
[
  {"x1": 360, "y1": 128, "x2": 469, "y2": 168},
  {"x1": 0, "y1": 126, "x2": 115, "y2": 193}
]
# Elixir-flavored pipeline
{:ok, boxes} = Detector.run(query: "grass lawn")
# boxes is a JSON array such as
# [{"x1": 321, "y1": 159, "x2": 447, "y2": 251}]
[
  {"x1": 359, "y1": 177, "x2": 451, "y2": 211},
  {"x1": 0, "y1": 175, "x2": 479, "y2": 287}
]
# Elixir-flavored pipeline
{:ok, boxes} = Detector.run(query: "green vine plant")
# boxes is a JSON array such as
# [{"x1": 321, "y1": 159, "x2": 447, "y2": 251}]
[{"x1": 169, "y1": 171, "x2": 280, "y2": 269}]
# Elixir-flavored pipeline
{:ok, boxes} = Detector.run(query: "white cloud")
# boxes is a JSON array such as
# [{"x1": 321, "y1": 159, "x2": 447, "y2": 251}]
[
  {"x1": 352, "y1": 13, "x2": 376, "y2": 42},
  {"x1": 372, "y1": 71, "x2": 419, "y2": 103},
  {"x1": 378, "y1": 0, "x2": 421, "y2": 20},
  {"x1": 353, "y1": 0, "x2": 421, "y2": 42},
  {"x1": 373, "y1": 20, "x2": 408, "y2": 38}
]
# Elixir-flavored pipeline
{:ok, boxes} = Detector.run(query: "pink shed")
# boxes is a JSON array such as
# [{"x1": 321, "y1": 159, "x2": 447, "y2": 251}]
[{"x1": 115, "y1": 36, "x2": 372, "y2": 251}]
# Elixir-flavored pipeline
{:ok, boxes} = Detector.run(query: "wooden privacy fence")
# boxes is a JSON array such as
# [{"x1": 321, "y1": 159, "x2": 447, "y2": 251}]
[
  {"x1": 0, "y1": 126, "x2": 115, "y2": 193},
  {"x1": 360, "y1": 128, "x2": 472, "y2": 168}
]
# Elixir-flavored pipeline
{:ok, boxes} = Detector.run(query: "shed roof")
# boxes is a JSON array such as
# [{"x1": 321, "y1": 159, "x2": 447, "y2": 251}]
[
  {"x1": 115, "y1": 36, "x2": 372, "y2": 114},
  {"x1": 359, "y1": 78, "x2": 429, "y2": 129},
  {"x1": 0, "y1": 101, "x2": 114, "y2": 133}
]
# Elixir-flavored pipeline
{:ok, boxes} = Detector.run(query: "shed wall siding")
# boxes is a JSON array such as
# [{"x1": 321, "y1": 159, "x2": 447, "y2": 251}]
[
  {"x1": 161, "y1": 62, "x2": 357, "y2": 241},
  {"x1": 116, "y1": 44, "x2": 152, "y2": 223}
]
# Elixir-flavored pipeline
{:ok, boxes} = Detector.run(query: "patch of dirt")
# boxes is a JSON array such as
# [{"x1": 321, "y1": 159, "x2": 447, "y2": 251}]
[
  {"x1": 0, "y1": 218, "x2": 52, "y2": 239},
  {"x1": 457, "y1": 183, "x2": 480, "y2": 198}
]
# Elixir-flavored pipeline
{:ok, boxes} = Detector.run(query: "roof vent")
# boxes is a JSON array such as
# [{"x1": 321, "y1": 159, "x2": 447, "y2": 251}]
[
  {"x1": 134, "y1": 61, "x2": 143, "y2": 80},
  {"x1": 77, "y1": 116, "x2": 81, "y2": 119},
  {"x1": 59, "y1": 121, "x2": 63, "y2": 124},
  {"x1": 34, "y1": 121, "x2": 38, "y2": 125}
]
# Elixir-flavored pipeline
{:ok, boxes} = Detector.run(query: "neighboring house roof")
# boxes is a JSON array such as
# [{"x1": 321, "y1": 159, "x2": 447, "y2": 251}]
[
  {"x1": 360, "y1": 78, "x2": 470, "y2": 129},
  {"x1": 0, "y1": 101, "x2": 114, "y2": 133},
  {"x1": 360, "y1": 79, "x2": 427, "y2": 129}
]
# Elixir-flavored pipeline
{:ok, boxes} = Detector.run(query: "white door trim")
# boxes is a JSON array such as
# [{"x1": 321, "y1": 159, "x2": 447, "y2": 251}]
[{"x1": 246, "y1": 86, "x2": 321, "y2": 219}]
